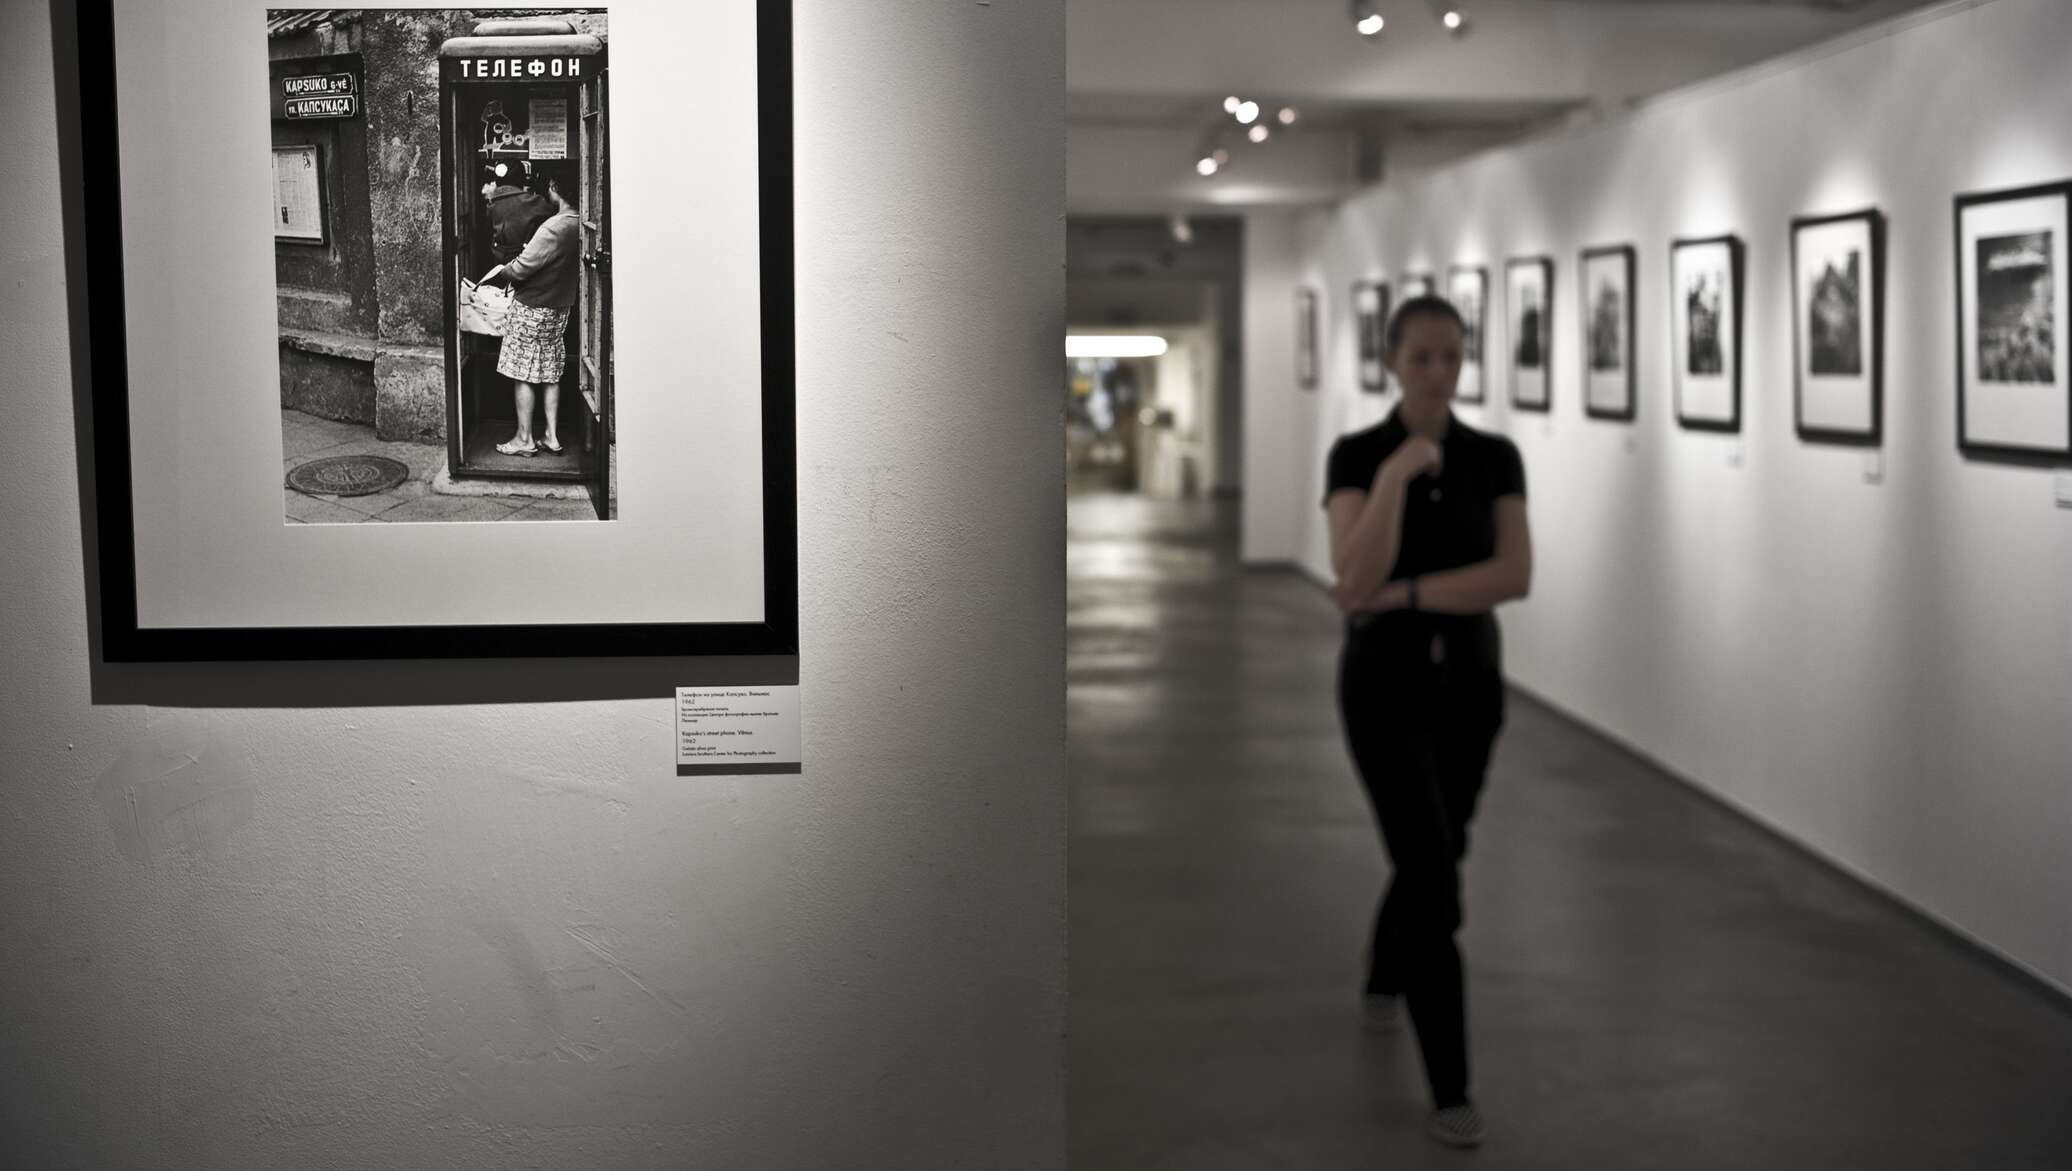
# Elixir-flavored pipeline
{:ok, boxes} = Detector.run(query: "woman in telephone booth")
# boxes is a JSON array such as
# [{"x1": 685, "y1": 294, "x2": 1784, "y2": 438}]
[{"x1": 439, "y1": 17, "x2": 611, "y2": 517}]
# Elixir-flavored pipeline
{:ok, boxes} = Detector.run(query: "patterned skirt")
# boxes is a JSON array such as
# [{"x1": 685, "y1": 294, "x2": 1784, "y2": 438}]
[{"x1": 496, "y1": 302, "x2": 572, "y2": 384}]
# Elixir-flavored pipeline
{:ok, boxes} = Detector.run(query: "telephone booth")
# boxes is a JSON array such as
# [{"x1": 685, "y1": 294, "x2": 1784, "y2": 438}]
[{"x1": 439, "y1": 18, "x2": 611, "y2": 518}]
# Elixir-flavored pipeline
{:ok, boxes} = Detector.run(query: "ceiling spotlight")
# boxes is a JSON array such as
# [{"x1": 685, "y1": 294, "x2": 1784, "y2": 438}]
[
  {"x1": 1248, "y1": 124, "x2": 1270, "y2": 143},
  {"x1": 1351, "y1": 2, "x2": 1385, "y2": 37},
  {"x1": 1235, "y1": 100, "x2": 1260, "y2": 125},
  {"x1": 1211, "y1": 147, "x2": 1230, "y2": 165},
  {"x1": 1067, "y1": 335, "x2": 1169, "y2": 359},
  {"x1": 1223, "y1": 95, "x2": 1241, "y2": 114},
  {"x1": 1428, "y1": 1, "x2": 1470, "y2": 36},
  {"x1": 1196, "y1": 156, "x2": 1220, "y2": 177},
  {"x1": 1278, "y1": 106, "x2": 1299, "y2": 125}
]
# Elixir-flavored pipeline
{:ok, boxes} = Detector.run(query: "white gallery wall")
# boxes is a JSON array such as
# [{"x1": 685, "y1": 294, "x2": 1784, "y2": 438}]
[
  {"x1": 0, "y1": 2, "x2": 1064, "y2": 1168},
  {"x1": 1244, "y1": 0, "x2": 2072, "y2": 995}
]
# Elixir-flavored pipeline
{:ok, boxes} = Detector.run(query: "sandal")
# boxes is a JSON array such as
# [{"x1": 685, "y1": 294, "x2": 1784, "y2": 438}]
[
  {"x1": 495, "y1": 438, "x2": 538, "y2": 457},
  {"x1": 538, "y1": 437, "x2": 565, "y2": 455}
]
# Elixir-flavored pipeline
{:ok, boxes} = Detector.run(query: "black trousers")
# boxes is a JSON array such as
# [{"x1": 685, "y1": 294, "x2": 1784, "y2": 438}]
[{"x1": 1337, "y1": 612, "x2": 1504, "y2": 1109}]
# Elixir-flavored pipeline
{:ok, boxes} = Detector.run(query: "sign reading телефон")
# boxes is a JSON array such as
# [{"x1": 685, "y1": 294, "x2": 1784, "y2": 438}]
[{"x1": 677, "y1": 687, "x2": 802, "y2": 771}]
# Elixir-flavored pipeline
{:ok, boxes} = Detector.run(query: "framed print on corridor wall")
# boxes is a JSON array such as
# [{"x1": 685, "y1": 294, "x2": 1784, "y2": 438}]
[
  {"x1": 1447, "y1": 265, "x2": 1488, "y2": 404},
  {"x1": 1580, "y1": 245, "x2": 1636, "y2": 422},
  {"x1": 1792, "y1": 209, "x2": 1884, "y2": 445},
  {"x1": 1954, "y1": 180, "x2": 2071, "y2": 463},
  {"x1": 1506, "y1": 257, "x2": 1552, "y2": 412},
  {"x1": 1354, "y1": 280, "x2": 1392, "y2": 393},
  {"x1": 1297, "y1": 287, "x2": 1320, "y2": 390},
  {"x1": 1400, "y1": 270, "x2": 1435, "y2": 299},
  {"x1": 1671, "y1": 235, "x2": 1743, "y2": 433},
  {"x1": 72, "y1": 0, "x2": 798, "y2": 660}
]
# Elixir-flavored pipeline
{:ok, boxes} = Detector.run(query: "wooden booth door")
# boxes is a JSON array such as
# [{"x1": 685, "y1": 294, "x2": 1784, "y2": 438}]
[{"x1": 579, "y1": 66, "x2": 613, "y2": 520}]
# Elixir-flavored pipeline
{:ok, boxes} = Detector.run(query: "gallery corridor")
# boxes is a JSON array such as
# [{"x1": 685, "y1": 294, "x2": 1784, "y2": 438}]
[{"x1": 1065, "y1": 493, "x2": 2072, "y2": 1169}]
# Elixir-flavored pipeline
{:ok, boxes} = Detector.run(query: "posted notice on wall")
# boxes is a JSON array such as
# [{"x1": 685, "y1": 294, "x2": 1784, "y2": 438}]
[
  {"x1": 528, "y1": 98, "x2": 569, "y2": 160},
  {"x1": 271, "y1": 145, "x2": 323, "y2": 241},
  {"x1": 677, "y1": 686, "x2": 802, "y2": 770}
]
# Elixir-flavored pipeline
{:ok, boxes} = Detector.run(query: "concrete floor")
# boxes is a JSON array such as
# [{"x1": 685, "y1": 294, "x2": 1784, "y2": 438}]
[{"x1": 1066, "y1": 492, "x2": 2072, "y2": 1170}]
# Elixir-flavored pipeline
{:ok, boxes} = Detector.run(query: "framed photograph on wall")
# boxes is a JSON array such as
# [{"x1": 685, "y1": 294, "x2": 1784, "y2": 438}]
[
  {"x1": 1506, "y1": 257, "x2": 1552, "y2": 411},
  {"x1": 1671, "y1": 235, "x2": 1743, "y2": 432},
  {"x1": 1354, "y1": 280, "x2": 1392, "y2": 393},
  {"x1": 1447, "y1": 264, "x2": 1488, "y2": 404},
  {"x1": 1296, "y1": 287, "x2": 1319, "y2": 390},
  {"x1": 1954, "y1": 180, "x2": 2071, "y2": 462},
  {"x1": 1792, "y1": 209, "x2": 1884, "y2": 445},
  {"x1": 1400, "y1": 270, "x2": 1435, "y2": 299},
  {"x1": 72, "y1": 0, "x2": 798, "y2": 660},
  {"x1": 1580, "y1": 244, "x2": 1636, "y2": 421}
]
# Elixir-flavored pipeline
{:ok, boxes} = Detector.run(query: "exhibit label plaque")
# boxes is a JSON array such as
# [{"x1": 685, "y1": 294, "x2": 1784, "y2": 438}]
[{"x1": 677, "y1": 687, "x2": 803, "y2": 769}]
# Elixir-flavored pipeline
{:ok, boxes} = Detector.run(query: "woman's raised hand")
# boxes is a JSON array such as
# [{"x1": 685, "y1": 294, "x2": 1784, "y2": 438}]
[{"x1": 1379, "y1": 436, "x2": 1443, "y2": 487}]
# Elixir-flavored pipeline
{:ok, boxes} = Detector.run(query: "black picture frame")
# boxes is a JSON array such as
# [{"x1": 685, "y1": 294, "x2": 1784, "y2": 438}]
[
  {"x1": 1505, "y1": 256, "x2": 1553, "y2": 413},
  {"x1": 1670, "y1": 234, "x2": 1744, "y2": 434},
  {"x1": 1791, "y1": 209, "x2": 1884, "y2": 447},
  {"x1": 1446, "y1": 264, "x2": 1488, "y2": 404},
  {"x1": 1297, "y1": 287, "x2": 1319, "y2": 390},
  {"x1": 1579, "y1": 244, "x2": 1636, "y2": 423},
  {"x1": 1952, "y1": 179, "x2": 2072, "y2": 465},
  {"x1": 1354, "y1": 279, "x2": 1391, "y2": 393},
  {"x1": 70, "y1": 0, "x2": 799, "y2": 661}
]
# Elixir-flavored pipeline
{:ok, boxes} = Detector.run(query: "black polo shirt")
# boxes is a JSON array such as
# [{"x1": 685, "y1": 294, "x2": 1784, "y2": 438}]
[{"x1": 1323, "y1": 409, "x2": 1526, "y2": 583}]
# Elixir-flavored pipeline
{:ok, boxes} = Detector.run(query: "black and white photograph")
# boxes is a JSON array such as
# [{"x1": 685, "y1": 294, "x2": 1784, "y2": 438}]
[
  {"x1": 1671, "y1": 235, "x2": 1743, "y2": 432},
  {"x1": 1297, "y1": 287, "x2": 1320, "y2": 389},
  {"x1": 1355, "y1": 279, "x2": 1391, "y2": 392},
  {"x1": 270, "y1": 8, "x2": 613, "y2": 524},
  {"x1": 1956, "y1": 180, "x2": 2071, "y2": 461},
  {"x1": 1506, "y1": 257, "x2": 1552, "y2": 411},
  {"x1": 81, "y1": 0, "x2": 797, "y2": 659},
  {"x1": 1581, "y1": 245, "x2": 1635, "y2": 421},
  {"x1": 1792, "y1": 209, "x2": 1884, "y2": 444},
  {"x1": 1401, "y1": 270, "x2": 1436, "y2": 299},
  {"x1": 1447, "y1": 264, "x2": 1488, "y2": 404},
  {"x1": 1976, "y1": 234, "x2": 2053, "y2": 383}
]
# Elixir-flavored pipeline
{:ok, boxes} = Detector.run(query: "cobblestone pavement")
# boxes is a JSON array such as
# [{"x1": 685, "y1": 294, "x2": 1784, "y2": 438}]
[{"x1": 281, "y1": 409, "x2": 600, "y2": 523}]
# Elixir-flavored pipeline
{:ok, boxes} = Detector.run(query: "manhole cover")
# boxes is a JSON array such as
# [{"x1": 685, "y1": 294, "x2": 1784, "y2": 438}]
[{"x1": 287, "y1": 454, "x2": 411, "y2": 497}]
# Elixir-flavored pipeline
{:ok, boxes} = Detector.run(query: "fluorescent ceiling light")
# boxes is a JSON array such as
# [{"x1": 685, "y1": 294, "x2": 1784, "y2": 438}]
[{"x1": 1067, "y1": 335, "x2": 1170, "y2": 358}]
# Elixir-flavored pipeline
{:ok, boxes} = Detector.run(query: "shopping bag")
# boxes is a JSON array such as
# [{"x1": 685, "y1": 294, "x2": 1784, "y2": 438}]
[{"x1": 459, "y1": 278, "x2": 512, "y2": 336}]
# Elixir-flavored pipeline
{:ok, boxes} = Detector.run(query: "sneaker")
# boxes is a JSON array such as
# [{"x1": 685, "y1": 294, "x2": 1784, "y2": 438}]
[
  {"x1": 1427, "y1": 1103, "x2": 1485, "y2": 1148},
  {"x1": 1361, "y1": 993, "x2": 1402, "y2": 1031}
]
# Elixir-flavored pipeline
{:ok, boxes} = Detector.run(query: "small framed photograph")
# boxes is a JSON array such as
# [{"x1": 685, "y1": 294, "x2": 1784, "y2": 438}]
[
  {"x1": 1447, "y1": 264, "x2": 1488, "y2": 404},
  {"x1": 1954, "y1": 180, "x2": 2071, "y2": 462},
  {"x1": 1792, "y1": 209, "x2": 1884, "y2": 445},
  {"x1": 75, "y1": 1, "x2": 799, "y2": 660},
  {"x1": 1671, "y1": 235, "x2": 1744, "y2": 432},
  {"x1": 1580, "y1": 244, "x2": 1636, "y2": 421},
  {"x1": 1400, "y1": 270, "x2": 1435, "y2": 299},
  {"x1": 1297, "y1": 287, "x2": 1320, "y2": 390},
  {"x1": 1354, "y1": 280, "x2": 1392, "y2": 393},
  {"x1": 1506, "y1": 257, "x2": 1553, "y2": 412}
]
